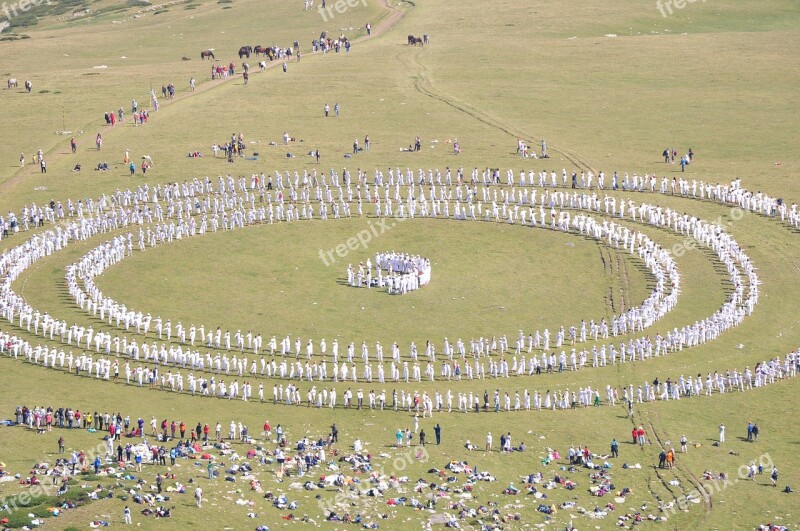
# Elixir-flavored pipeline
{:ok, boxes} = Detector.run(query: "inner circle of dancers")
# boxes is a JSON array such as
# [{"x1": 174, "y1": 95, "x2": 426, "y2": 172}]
[{"x1": 346, "y1": 251, "x2": 431, "y2": 294}]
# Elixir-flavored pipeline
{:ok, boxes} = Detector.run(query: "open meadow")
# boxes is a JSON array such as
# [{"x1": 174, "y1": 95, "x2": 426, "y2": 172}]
[{"x1": 0, "y1": 0, "x2": 799, "y2": 530}]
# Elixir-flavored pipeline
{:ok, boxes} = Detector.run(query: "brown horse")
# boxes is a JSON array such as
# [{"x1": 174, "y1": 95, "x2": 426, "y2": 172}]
[
  {"x1": 253, "y1": 45, "x2": 267, "y2": 56},
  {"x1": 407, "y1": 35, "x2": 423, "y2": 46},
  {"x1": 200, "y1": 50, "x2": 215, "y2": 60}
]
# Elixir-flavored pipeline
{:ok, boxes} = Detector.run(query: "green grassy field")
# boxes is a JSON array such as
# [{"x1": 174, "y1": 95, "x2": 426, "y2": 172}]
[
  {"x1": 95, "y1": 219, "x2": 654, "y2": 343},
  {"x1": 1, "y1": 0, "x2": 799, "y2": 530}
]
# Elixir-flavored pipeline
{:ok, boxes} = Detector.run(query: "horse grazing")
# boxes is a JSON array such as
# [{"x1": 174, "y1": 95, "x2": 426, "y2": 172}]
[
  {"x1": 7, "y1": 78, "x2": 17, "y2": 89},
  {"x1": 408, "y1": 35, "x2": 423, "y2": 46},
  {"x1": 200, "y1": 50, "x2": 215, "y2": 60},
  {"x1": 24, "y1": 80, "x2": 32, "y2": 93},
  {"x1": 238, "y1": 45, "x2": 252, "y2": 59}
]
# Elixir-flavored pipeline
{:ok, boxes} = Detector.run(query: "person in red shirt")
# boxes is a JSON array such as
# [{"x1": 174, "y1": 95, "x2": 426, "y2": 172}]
[
  {"x1": 203, "y1": 423, "x2": 210, "y2": 443},
  {"x1": 263, "y1": 421, "x2": 271, "y2": 439}
]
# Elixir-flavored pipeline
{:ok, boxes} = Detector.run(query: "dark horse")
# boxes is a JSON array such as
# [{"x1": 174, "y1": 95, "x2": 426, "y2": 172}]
[
  {"x1": 238, "y1": 46, "x2": 252, "y2": 59},
  {"x1": 253, "y1": 45, "x2": 267, "y2": 56},
  {"x1": 200, "y1": 50, "x2": 215, "y2": 60},
  {"x1": 407, "y1": 35, "x2": 423, "y2": 46}
]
